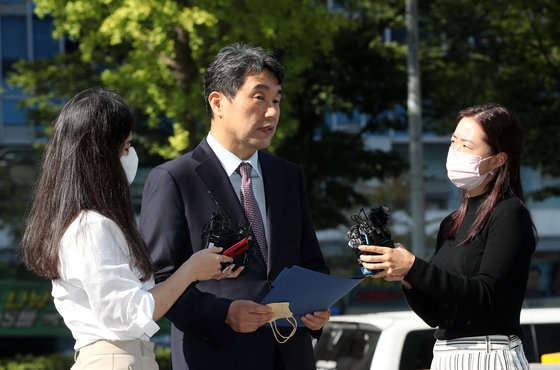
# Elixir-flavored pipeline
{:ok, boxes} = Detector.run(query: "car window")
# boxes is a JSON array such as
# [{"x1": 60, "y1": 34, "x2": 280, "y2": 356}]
[
  {"x1": 522, "y1": 323, "x2": 560, "y2": 363},
  {"x1": 399, "y1": 329, "x2": 436, "y2": 370},
  {"x1": 534, "y1": 323, "x2": 560, "y2": 361},
  {"x1": 522, "y1": 324, "x2": 538, "y2": 363},
  {"x1": 315, "y1": 322, "x2": 381, "y2": 370}
]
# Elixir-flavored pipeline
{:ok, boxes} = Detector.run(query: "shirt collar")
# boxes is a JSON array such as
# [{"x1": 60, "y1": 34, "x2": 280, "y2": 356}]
[{"x1": 206, "y1": 132, "x2": 262, "y2": 178}]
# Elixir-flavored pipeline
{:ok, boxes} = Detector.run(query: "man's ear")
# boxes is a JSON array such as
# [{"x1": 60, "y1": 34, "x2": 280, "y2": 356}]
[{"x1": 208, "y1": 91, "x2": 223, "y2": 119}]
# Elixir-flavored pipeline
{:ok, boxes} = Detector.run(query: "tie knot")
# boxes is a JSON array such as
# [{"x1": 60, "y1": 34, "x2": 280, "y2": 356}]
[{"x1": 237, "y1": 162, "x2": 253, "y2": 178}]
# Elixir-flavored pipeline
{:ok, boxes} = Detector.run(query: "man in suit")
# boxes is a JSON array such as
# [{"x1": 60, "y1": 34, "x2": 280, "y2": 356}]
[{"x1": 140, "y1": 43, "x2": 330, "y2": 370}]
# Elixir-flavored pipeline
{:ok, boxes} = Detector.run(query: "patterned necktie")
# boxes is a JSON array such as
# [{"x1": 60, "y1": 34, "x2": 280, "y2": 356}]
[{"x1": 237, "y1": 162, "x2": 268, "y2": 266}]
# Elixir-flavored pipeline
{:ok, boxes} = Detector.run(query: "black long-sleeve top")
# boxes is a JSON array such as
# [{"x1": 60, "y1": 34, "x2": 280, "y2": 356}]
[{"x1": 404, "y1": 192, "x2": 536, "y2": 340}]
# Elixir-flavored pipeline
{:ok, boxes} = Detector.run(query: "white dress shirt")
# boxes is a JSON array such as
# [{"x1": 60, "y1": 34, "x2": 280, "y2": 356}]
[
  {"x1": 206, "y1": 132, "x2": 269, "y2": 243},
  {"x1": 51, "y1": 211, "x2": 159, "y2": 350}
]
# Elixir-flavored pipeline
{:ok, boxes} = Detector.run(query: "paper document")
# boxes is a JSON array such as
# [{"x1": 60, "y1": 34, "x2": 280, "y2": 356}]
[{"x1": 261, "y1": 265, "x2": 364, "y2": 326}]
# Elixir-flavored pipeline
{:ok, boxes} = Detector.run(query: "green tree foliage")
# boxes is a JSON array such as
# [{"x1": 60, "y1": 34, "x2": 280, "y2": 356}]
[
  {"x1": 276, "y1": 0, "x2": 410, "y2": 227},
  {"x1": 7, "y1": 0, "x2": 409, "y2": 229},
  {"x1": 0, "y1": 148, "x2": 37, "y2": 244},
  {"x1": 419, "y1": 0, "x2": 560, "y2": 199},
  {"x1": 10, "y1": 0, "x2": 341, "y2": 158},
  {"x1": 0, "y1": 167, "x2": 29, "y2": 243}
]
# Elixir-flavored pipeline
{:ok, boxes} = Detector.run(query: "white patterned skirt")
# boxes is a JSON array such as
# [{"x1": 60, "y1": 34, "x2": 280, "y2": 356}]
[{"x1": 431, "y1": 335, "x2": 529, "y2": 370}]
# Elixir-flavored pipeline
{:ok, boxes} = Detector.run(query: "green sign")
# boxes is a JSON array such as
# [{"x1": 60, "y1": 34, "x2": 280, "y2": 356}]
[
  {"x1": 0, "y1": 280, "x2": 70, "y2": 336},
  {"x1": 0, "y1": 279, "x2": 172, "y2": 337}
]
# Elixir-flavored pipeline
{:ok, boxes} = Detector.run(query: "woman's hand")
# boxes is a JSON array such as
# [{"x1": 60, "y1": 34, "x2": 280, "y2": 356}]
[
  {"x1": 401, "y1": 280, "x2": 413, "y2": 290},
  {"x1": 150, "y1": 247, "x2": 242, "y2": 321},
  {"x1": 359, "y1": 243, "x2": 415, "y2": 278},
  {"x1": 382, "y1": 274, "x2": 413, "y2": 290},
  {"x1": 185, "y1": 247, "x2": 243, "y2": 281}
]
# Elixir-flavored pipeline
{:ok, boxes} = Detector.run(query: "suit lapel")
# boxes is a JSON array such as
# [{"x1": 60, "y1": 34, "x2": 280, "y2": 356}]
[
  {"x1": 194, "y1": 139, "x2": 267, "y2": 274},
  {"x1": 194, "y1": 141, "x2": 244, "y2": 222}
]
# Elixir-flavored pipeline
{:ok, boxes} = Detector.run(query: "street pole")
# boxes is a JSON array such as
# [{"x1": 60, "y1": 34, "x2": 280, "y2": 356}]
[{"x1": 406, "y1": 0, "x2": 426, "y2": 258}]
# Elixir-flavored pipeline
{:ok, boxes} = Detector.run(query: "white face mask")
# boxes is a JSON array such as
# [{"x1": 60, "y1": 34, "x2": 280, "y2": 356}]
[
  {"x1": 120, "y1": 146, "x2": 138, "y2": 185},
  {"x1": 446, "y1": 148, "x2": 493, "y2": 190}
]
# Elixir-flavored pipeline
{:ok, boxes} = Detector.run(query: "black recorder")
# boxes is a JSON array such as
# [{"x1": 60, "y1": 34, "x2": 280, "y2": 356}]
[
  {"x1": 201, "y1": 192, "x2": 255, "y2": 273},
  {"x1": 347, "y1": 206, "x2": 395, "y2": 275}
]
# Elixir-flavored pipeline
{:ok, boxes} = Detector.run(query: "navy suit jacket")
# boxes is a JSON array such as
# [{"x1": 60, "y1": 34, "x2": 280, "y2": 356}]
[{"x1": 140, "y1": 138, "x2": 329, "y2": 370}]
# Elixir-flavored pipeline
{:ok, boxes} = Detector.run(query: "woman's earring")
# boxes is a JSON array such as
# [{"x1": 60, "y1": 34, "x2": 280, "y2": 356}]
[{"x1": 490, "y1": 169, "x2": 495, "y2": 176}]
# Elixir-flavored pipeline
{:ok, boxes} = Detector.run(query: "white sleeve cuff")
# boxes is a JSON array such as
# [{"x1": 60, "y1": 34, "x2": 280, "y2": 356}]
[{"x1": 129, "y1": 290, "x2": 160, "y2": 337}]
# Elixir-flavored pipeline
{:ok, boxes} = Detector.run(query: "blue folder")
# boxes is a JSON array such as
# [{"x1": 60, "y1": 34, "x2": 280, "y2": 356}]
[{"x1": 261, "y1": 265, "x2": 364, "y2": 326}]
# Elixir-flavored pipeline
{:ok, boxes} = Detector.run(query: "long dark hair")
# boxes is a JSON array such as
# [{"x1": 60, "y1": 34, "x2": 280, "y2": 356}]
[
  {"x1": 20, "y1": 87, "x2": 153, "y2": 280},
  {"x1": 446, "y1": 103, "x2": 534, "y2": 244}
]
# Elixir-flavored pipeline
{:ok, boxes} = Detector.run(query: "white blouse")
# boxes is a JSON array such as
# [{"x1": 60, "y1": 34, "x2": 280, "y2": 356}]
[{"x1": 52, "y1": 211, "x2": 159, "y2": 350}]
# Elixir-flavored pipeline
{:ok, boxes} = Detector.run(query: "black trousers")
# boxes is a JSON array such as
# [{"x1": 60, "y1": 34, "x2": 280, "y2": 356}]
[{"x1": 273, "y1": 342, "x2": 286, "y2": 370}]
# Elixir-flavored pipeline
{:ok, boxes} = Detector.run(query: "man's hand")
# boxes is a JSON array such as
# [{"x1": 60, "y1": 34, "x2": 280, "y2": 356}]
[
  {"x1": 301, "y1": 308, "x2": 330, "y2": 331},
  {"x1": 226, "y1": 300, "x2": 274, "y2": 333}
]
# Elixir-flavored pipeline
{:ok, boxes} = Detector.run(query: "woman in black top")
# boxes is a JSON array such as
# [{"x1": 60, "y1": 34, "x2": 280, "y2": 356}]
[{"x1": 359, "y1": 103, "x2": 536, "y2": 370}]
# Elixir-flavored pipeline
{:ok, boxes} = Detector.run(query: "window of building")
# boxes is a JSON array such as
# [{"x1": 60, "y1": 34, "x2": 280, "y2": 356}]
[
  {"x1": 1, "y1": 8, "x2": 62, "y2": 142},
  {"x1": 33, "y1": 16, "x2": 59, "y2": 59},
  {"x1": 2, "y1": 100, "x2": 26, "y2": 126},
  {"x1": 1, "y1": 15, "x2": 27, "y2": 90}
]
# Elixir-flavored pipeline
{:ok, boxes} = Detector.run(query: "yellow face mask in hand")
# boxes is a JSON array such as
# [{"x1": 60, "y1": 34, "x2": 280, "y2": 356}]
[{"x1": 267, "y1": 302, "x2": 297, "y2": 344}]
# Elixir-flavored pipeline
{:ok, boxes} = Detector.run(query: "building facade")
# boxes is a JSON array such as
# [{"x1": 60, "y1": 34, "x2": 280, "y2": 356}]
[{"x1": 1, "y1": 0, "x2": 63, "y2": 145}]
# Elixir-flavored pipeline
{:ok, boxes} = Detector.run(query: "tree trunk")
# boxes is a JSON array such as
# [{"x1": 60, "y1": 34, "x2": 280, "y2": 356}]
[{"x1": 173, "y1": 25, "x2": 198, "y2": 152}]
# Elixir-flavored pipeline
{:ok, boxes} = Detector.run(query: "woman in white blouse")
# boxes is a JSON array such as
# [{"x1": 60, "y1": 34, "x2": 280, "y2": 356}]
[{"x1": 20, "y1": 87, "x2": 241, "y2": 369}]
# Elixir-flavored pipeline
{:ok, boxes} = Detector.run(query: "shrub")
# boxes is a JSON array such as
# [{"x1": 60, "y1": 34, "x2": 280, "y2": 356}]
[
  {"x1": 0, "y1": 354, "x2": 74, "y2": 370},
  {"x1": 0, "y1": 347, "x2": 172, "y2": 370}
]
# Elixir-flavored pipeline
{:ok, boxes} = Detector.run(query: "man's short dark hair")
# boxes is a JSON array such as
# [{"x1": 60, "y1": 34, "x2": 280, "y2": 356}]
[{"x1": 204, "y1": 43, "x2": 285, "y2": 120}]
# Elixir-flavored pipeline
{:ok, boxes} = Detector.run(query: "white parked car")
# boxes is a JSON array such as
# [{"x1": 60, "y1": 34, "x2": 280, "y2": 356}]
[{"x1": 314, "y1": 307, "x2": 560, "y2": 370}]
